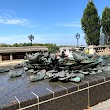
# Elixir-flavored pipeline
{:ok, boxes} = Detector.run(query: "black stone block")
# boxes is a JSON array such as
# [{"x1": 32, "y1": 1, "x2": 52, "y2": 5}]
[
  {"x1": 39, "y1": 90, "x2": 88, "y2": 110},
  {"x1": 32, "y1": 90, "x2": 53, "y2": 102},
  {"x1": 24, "y1": 106, "x2": 38, "y2": 110},
  {"x1": 52, "y1": 86, "x2": 67, "y2": 97},
  {"x1": 93, "y1": 77, "x2": 105, "y2": 83},
  {"x1": 105, "y1": 75, "x2": 110, "y2": 81},
  {"x1": 1, "y1": 96, "x2": 19, "y2": 110},
  {"x1": 53, "y1": 82, "x2": 78, "y2": 93},
  {"x1": 19, "y1": 94, "x2": 37, "y2": 108},
  {"x1": 89, "y1": 81, "x2": 110, "y2": 106},
  {"x1": 85, "y1": 74, "x2": 105, "y2": 84},
  {"x1": 26, "y1": 82, "x2": 53, "y2": 102},
  {"x1": 72, "y1": 81, "x2": 88, "y2": 90},
  {"x1": 82, "y1": 78, "x2": 98, "y2": 86},
  {"x1": 0, "y1": 101, "x2": 3, "y2": 110},
  {"x1": 96, "y1": 73, "x2": 110, "y2": 81},
  {"x1": 35, "y1": 80, "x2": 67, "y2": 97}
]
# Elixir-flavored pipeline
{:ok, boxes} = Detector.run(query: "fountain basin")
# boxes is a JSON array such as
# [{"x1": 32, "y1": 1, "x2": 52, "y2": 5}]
[{"x1": 1, "y1": 65, "x2": 110, "y2": 110}]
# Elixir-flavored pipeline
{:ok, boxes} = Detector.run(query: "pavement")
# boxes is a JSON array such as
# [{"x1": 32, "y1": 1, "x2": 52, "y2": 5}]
[
  {"x1": 92, "y1": 99, "x2": 110, "y2": 110},
  {"x1": 0, "y1": 59, "x2": 24, "y2": 66},
  {"x1": 84, "y1": 99, "x2": 110, "y2": 110}
]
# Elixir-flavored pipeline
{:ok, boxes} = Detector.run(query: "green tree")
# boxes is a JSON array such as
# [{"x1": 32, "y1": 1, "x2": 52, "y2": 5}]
[
  {"x1": 12, "y1": 43, "x2": 19, "y2": 47},
  {"x1": 101, "y1": 7, "x2": 110, "y2": 45},
  {"x1": 44, "y1": 43, "x2": 59, "y2": 53},
  {"x1": 0, "y1": 43, "x2": 8, "y2": 47},
  {"x1": 19, "y1": 43, "x2": 23, "y2": 47},
  {"x1": 81, "y1": 0, "x2": 100, "y2": 45},
  {"x1": 23, "y1": 43, "x2": 27, "y2": 46}
]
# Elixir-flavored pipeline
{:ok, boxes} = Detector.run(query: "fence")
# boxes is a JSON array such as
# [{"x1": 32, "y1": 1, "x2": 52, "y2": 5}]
[{"x1": 88, "y1": 45, "x2": 110, "y2": 55}]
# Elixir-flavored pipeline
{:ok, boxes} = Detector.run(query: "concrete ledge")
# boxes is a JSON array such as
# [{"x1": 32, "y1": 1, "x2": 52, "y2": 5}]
[
  {"x1": 0, "y1": 46, "x2": 48, "y2": 54},
  {"x1": 1, "y1": 70, "x2": 110, "y2": 110},
  {"x1": 0, "y1": 60, "x2": 23, "y2": 66}
]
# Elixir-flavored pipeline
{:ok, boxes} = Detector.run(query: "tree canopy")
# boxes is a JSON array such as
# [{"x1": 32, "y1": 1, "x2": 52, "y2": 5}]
[
  {"x1": 81, "y1": 1, "x2": 100, "y2": 45},
  {"x1": 101, "y1": 7, "x2": 110, "y2": 45},
  {"x1": 0, "y1": 43, "x2": 59, "y2": 53}
]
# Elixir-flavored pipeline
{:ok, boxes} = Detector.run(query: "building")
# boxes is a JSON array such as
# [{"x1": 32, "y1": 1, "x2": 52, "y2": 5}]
[
  {"x1": 59, "y1": 46, "x2": 76, "y2": 55},
  {"x1": 0, "y1": 46, "x2": 48, "y2": 62}
]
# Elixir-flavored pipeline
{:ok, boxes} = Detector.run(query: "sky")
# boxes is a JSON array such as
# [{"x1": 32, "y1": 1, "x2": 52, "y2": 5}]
[{"x1": 0, "y1": 0, "x2": 110, "y2": 46}]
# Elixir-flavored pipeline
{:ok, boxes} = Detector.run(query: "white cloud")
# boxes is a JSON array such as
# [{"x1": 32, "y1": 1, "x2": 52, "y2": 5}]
[
  {"x1": 0, "y1": 16, "x2": 29, "y2": 25},
  {"x1": 0, "y1": 9, "x2": 39, "y2": 27},
  {"x1": 0, "y1": 9, "x2": 16, "y2": 14},
  {"x1": 55, "y1": 21, "x2": 81, "y2": 28}
]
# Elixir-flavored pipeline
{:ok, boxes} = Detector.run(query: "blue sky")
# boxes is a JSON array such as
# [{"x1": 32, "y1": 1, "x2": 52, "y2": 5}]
[{"x1": 0, "y1": 0, "x2": 110, "y2": 46}]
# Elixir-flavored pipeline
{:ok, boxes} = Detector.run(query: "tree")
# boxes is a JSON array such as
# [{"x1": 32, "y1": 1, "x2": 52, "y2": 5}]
[
  {"x1": 23, "y1": 43, "x2": 27, "y2": 46},
  {"x1": 45, "y1": 43, "x2": 59, "y2": 53},
  {"x1": 0, "y1": 43, "x2": 8, "y2": 47},
  {"x1": 12, "y1": 43, "x2": 19, "y2": 47},
  {"x1": 19, "y1": 43, "x2": 23, "y2": 47},
  {"x1": 81, "y1": 0, "x2": 100, "y2": 45},
  {"x1": 101, "y1": 7, "x2": 110, "y2": 45}
]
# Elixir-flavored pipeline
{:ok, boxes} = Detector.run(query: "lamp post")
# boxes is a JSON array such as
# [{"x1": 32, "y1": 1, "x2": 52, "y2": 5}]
[
  {"x1": 28, "y1": 35, "x2": 34, "y2": 46},
  {"x1": 75, "y1": 33, "x2": 80, "y2": 47}
]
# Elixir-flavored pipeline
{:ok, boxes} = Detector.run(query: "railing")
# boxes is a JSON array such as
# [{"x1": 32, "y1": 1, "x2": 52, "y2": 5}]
[{"x1": 88, "y1": 45, "x2": 110, "y2": 55}]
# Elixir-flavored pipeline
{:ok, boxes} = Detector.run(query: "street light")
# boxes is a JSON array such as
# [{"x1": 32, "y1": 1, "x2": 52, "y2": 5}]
[
  {"x1": 75, "y1": 33, "x2": 80, "y2": 47},
  {"x1": 28, "y1": 34, "x2": 34, "y2": 46}
]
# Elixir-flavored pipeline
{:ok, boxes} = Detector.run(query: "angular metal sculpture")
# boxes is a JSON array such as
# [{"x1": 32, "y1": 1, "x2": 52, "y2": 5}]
[
  {"x1": 8, "y1": 50, "x2": 110, "y2": 83},
  {"x1": 9, "y1": 69, "x2": 23, "y2": 78},
  {"x1": 29, "y1": 70, "x2": 46, "y2": 82}
]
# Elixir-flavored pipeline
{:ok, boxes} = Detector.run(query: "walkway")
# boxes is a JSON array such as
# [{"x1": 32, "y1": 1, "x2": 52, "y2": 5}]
[
  {"x1": 84, "y1": 98, "x2": 110, "y2": 110},
  {"x1": 0, "y1": 59, "x2": 24, "y2": 66}
]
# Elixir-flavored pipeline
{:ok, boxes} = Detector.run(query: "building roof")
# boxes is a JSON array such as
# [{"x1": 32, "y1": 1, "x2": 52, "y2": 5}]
[
  {"x1": 0, "y1": 46, "x2": 48, "y2": 54},
  {"x1": 59, "y1": 46, "x2": 75, "y2": 51}
]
